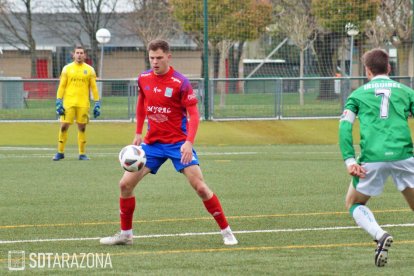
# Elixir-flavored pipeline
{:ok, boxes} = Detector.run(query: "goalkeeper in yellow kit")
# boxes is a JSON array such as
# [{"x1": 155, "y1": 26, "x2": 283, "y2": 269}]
[{"x1": 53, "y1": 46, "x2": 101, "y2": 161}]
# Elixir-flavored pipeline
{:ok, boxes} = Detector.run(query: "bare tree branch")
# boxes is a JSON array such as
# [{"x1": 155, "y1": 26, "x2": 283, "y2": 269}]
[
  {"x1": 37, "y1": 0, "x2": 120, "y2": 73},
  {"x1": 0, "y1": 0, "x2": 38, "y2": 77},
  {"x1": 365, "y1": 0, "x2": 412, "y2": 46},
  {"x1": 121, "y1": 0, "x2": 180, "y2": 69}
]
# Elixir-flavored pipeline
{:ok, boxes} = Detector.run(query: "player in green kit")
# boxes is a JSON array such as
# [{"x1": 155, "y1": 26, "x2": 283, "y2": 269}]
[{"x1": 339, "y1": 48, "x2": 414, "y2": 267}]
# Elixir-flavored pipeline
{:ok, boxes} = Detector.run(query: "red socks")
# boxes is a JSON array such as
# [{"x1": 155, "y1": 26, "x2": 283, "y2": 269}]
[
  {"x1": 120, "y1": 197, "x2": 136, "y2": 230},
  {"x1": 120, "y1": 195, "x2": 229, "y2": 231},
  {"x1": 203, "y1": 194, "x2": 229, "y2": 230}
]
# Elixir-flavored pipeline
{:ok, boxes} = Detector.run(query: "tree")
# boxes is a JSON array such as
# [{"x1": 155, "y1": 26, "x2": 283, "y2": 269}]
[
  {"x1": 71, "y1": 0, "x2": 119, "y2": 72},
  {"x1": 311, "y1": 0, "x2": 380, "y2": 99},
  {"x1": 42, "y1": 0, "x2": 119, "y2": 75},
  {"x1": 170, "y1": 0, "x2": 204, "y2": 76},
  {"x1": 0, "y1": 0, "x2": 38, "y2": 77},
  {"x1": 171, "y1": 0, "x2": 272, "y2": 80},
  {"x1": 225, "y1": 1, "x2": 272, "y2": 82},
  {"x1": 121, "y1": 0, "x2": 179, "y2": 70},
  {"x1": 365, "y1": 0, "x2": 412, "y2": 76},
  {"x1": 272, "y1": 0, "x2": 317, "y2": 105}
]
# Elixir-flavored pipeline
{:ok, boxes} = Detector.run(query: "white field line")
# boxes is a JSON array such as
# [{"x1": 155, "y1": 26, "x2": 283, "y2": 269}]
[
  {"x1": 1, "y1": 223, "x2": 413, "y2": 244},
  {"x1": 0, "y1": 152, "x2": 260, "y2": 159},
  {"x1": 0, "y1": 145, "x2": 340, "y2": 157},
  {"x1": 0, "y1": 147, "x2": 55, "y2": 151},
  {"x1": 0, "y1": 146, "x2": 258, "y2": 155}
]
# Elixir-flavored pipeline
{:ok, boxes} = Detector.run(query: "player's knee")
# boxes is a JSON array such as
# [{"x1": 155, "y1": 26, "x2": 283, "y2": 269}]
[
  {"x1": 194, "y1": 184, "x2": 212, "y2": 199},
  {"x1": 119, "y1": 179, "x2": 134, "y2": 194},
  {"x1": 345, "y1": 192, "x2": 357, "y2": 210},
  {"x1": 345, "y1": 197, "x2": 360, "y2": 211},
  {"x1": 60, "y1": 125, "x2": 69, "y2": 132}
]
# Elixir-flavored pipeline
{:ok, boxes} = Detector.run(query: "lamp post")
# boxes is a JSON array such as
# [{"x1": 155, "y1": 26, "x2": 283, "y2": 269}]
[
  {"x1": 95, "y1": 28, "x2": 111, "y2": 78},
  {"x1": 345, "y1": 23, "x2": 359, "y2": 77},
  {"x1": 95, "y1": 28, "x2": 111, "y2": 98}
]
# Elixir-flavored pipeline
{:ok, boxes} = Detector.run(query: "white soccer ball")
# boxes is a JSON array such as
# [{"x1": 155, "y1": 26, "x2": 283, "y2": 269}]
[{"x1": 119, "y1": 145, "x2": 147, "y2": 172}]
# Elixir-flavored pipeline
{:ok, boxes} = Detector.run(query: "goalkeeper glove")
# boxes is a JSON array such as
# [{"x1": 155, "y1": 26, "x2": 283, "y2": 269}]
[
  {"x1": 56, "y1": 98, "x2": 65, "y2": 116},
  {"x1": 93, "y1": 101, "x2": 101, "y2": 118}
]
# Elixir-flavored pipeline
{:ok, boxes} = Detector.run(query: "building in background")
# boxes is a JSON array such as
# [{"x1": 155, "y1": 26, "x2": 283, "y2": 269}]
[{"x1": 0, "y1": 13, "x2": 199, "y2": 80}]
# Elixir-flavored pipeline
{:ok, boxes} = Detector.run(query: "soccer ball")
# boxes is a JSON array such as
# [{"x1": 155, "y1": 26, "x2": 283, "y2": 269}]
[{"x1": 119, "y1": 145, "x2": 147, "y2": 172}]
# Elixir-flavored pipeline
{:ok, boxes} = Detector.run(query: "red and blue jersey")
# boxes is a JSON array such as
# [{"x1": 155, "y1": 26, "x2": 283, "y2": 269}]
[{"x1": 137, "y1": 67, "x2": 198, "y2": 144}]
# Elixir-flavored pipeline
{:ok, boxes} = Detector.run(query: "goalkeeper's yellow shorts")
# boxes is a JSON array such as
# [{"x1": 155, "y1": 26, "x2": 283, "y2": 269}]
[{"x1": 60, "y1": 106, "x2": 90, "y2": 124}]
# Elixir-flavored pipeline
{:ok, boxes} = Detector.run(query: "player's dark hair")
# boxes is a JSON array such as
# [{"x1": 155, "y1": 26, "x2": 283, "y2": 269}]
[
  {"x1": 74, "y1": 45, "x2": 85, "y2": 51},
  {"x1": 362, "y1": 48, "x2": 389, "y2": 75},
  {"x1": 147, "y1": 39, "x2": 170, "y2": 53}
]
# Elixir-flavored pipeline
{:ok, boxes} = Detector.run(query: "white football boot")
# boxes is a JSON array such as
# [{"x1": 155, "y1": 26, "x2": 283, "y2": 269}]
[
  {"x1": 221, "y1": 226, "x2": 238, "y2": 245},
  {"x1": 100, "y1": 232, "x2": 133, "y2": 245}
]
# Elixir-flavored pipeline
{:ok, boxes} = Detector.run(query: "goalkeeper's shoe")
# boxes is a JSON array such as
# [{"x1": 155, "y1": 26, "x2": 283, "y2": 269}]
[
  {"x1": 78, "y1": 154, "x2": 90, "y2": 161},
  {"x1": 374, "y1": 233, "x2": 393, "y2": 267},
  {"x1": 52, "y1": 153, "x2": 64, "y2": 161},
  {"x1": 100, "y1": 232, "x2": 133, "y2": 245},
  {"x1": 221, "y1": 226, "x2": 238, "y2": 246}
]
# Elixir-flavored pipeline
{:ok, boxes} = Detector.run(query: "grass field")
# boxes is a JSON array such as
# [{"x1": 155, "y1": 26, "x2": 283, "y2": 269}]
[
  {"x1": 1, "y1": 121, "x2": 414, "y2": 275},
  {"x1": 0, "y1": 119, "x2": 352, "y2": 146}
]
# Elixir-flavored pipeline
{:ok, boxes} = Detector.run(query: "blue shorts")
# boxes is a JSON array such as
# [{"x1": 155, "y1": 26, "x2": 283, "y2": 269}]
[{"x1": 141, "y1": 142, "x2": 200, "y2": 174}]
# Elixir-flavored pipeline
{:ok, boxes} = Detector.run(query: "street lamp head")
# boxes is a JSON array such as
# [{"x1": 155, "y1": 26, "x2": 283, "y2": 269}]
[
  {"x1": 345, "y1": 23, "x2": 359, "y2": 36},
  {"x1": 96, "y1": 28, "x2": 111, "y2": 44}
]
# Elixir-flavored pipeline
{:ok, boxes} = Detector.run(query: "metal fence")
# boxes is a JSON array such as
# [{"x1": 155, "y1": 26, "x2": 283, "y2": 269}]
[
  {"x1": 0, "y1": 77, "x2": 413, "y2": 121},
  {"x1": 209, "y1": 76, "x2": 414, "y2": 120}
]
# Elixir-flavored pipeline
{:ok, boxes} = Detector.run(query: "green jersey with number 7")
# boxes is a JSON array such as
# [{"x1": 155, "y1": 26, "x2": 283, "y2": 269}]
[{"x1": 339, "y1": 75, "x2": 414, "y2": 163}]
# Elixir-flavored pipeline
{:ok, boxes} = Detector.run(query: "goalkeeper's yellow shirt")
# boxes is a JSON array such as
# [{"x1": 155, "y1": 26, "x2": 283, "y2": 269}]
[{"x1": 56, "y1": 62, "x2": 99, "y2": 108}]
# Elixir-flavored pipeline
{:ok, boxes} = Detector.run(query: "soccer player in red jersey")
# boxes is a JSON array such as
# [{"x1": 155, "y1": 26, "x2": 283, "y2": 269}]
[{"x1": 100, "y1": 39, "x2": 238, "y2": 246}]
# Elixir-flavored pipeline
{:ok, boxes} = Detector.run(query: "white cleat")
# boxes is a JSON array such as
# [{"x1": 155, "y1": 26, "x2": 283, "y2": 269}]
[
  {"x1": 100, "y1": 232, "x2": 133, "y2": 245},
  {"x1": 221, "y1": 226, "x2": 238, "y2": 246}
]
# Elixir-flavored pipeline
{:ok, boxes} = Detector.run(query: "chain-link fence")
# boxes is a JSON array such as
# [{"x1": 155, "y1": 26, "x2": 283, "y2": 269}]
[
  {"x1": 0, "y1": 78, "x2": 202, "y2": 121},
  {"x1": 1, "y1": 77, "x2": 412, "y2": 121},
  {"x1": 209, "y1": 76, "x2": 414, "y2": 120}
]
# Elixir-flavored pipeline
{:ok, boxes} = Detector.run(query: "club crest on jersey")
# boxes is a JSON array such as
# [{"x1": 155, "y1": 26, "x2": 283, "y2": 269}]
[
  {"x1": 165, "y1": 87, "x2": 173, "y2": 97},
  {"x1": 84, "y1": 70, "x2": 88, "y2": 75}
]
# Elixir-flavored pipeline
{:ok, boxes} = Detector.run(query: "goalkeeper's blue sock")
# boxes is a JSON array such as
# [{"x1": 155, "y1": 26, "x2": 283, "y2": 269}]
[{"x1": 351, "y1": 203, "x2": 385, "y2": 240}]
